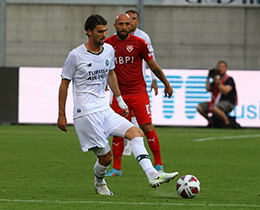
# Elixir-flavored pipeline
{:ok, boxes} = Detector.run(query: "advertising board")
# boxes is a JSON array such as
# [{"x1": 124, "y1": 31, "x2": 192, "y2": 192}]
[{"x1": 18, "y1": 67, "x2": 260, "y2": 127}]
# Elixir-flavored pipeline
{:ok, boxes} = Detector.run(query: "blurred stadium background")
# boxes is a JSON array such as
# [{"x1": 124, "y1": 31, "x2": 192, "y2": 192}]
[{"x1": 0, "y1": 0, "x2": 260, "y2": 126}]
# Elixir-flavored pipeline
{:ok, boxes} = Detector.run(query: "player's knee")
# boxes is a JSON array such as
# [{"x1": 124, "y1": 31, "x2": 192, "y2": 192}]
[
  {"x1": 196, "y1": 105, "x2": 200, "y2": 111},
  {"x1": 131, "y1": 126, "x2": 144, "y2": 137},
  {"x1": 135, "y1": 127, "x2": 144, "y2": 137},
  {"x1": 125, "y1": 126, "x2": 144, "y2": 140},
  {"x1": 197, "y1": 105, "x2": 203, "y2": 113}
]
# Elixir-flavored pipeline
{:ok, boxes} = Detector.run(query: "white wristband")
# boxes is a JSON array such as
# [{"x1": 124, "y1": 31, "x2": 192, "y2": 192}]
[{"x1": 116, "y1": 96, "x2": 128, "y2": 110}]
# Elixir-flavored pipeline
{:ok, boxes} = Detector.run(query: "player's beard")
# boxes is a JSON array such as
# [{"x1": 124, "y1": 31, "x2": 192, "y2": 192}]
[
  {"x1": 117, "y1": 30, "x2": 130, "y2": 40},
  {"x1": 93, "y1": 35, "x2": 105, "y2": 46}
]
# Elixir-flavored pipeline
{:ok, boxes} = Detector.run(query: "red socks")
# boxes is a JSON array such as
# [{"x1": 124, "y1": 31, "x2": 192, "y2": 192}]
[
  {"x1": 145, "y1": 129, "x2": 162, "y2": 166},
  {"x1": 112, "y1": 129, "x2": 162, "y2": 170},
  {"x1": 112, "y1": 136, "x2": 124, "y2": 170}
]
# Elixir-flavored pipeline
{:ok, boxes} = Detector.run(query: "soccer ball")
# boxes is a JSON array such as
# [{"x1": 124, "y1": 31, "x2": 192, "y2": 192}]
[{"x1": 176, "y1": 175, "x2": 200, "y2": 199}]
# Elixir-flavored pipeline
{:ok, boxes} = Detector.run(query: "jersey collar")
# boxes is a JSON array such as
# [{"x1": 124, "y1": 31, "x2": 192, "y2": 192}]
[{"x1": 84, "y1": 44, "x2": 104, "y2": 55}]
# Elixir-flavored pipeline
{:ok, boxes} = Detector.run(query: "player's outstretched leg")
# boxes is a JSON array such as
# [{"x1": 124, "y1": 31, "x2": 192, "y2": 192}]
[
  {"x1": 126, "y1": 127, "x2": 178, "y2": 188},
  {"x1": 94, "y1": 157, "x2": 113, "y2": 195}
]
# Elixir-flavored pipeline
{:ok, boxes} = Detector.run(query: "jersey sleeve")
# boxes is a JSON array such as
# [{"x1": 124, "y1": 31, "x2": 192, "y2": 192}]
[
  {"x1": 105, "y1": 38, "x2": 115, "y2": 71},
  {"x1": 109, "y1": 47, "x2": 115, "y2": 71},
  {"x1": 139, "y1": 39, "x2": 153, "y2": 62},
  {"x1": 141, "y1": 33, "x2": 157, "y2": 80},
  {"x1": 61, "y1": 51, "x2": 77, "y2": 80},
  {"x1": 144, "y1": 34, "x2": 154, "y2": 54}
]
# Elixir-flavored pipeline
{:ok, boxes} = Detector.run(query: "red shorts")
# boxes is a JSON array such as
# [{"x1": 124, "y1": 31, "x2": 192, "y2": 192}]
[{"x1": 111, "y1": 92, "x2": 152, "y2": 125}]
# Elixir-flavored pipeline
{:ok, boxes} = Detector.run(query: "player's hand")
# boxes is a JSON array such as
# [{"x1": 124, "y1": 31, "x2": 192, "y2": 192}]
[
  {"x1": 105, "y1": 83, "x2": 110, "y2": 91},
  {"x1": 150, "y1": 79, "x2": 158, "y2": 96},
  {"x1": 121, "y1": 107, "x2": 129, "y2": 117},
  {"x1": 164, "y1": 84, "x2": 173, "y2": 98},
  {"x1": 116, "y1": 96, "x2": 129, "y2": 117},
  {"x1": 57, "y1": 115, "x2": 67, "y2": 132}
]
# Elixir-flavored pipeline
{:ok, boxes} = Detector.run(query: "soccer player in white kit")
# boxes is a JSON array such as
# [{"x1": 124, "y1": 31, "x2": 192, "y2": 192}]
[
  {"x1": 57, "y1": 14, "x2": 178, "y2": 196},
  {"x1": 127, "y1": 9, "x2": 158, "y2": 88}
]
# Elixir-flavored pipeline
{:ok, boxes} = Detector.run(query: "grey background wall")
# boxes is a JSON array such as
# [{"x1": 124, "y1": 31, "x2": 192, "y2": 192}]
[{"x1": 5, "y1": 3, "x2": 260, "y2": 70}]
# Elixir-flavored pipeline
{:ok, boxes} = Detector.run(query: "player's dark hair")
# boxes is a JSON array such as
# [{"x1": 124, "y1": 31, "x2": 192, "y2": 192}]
[
  {"x1": 217, "y1": 60, "x2": 228, "y2": 68},
  {"x1": 126, "y1": 9, "x2": 139, "y2": 17},
  {"x1": 84, "y1": 14, "x2": 107, "y2": 36}
]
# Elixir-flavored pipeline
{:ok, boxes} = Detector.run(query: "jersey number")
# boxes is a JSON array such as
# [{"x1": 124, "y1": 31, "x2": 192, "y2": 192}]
[{"x1": 145, "y1": 104, "x2": 151, "y2": 115}]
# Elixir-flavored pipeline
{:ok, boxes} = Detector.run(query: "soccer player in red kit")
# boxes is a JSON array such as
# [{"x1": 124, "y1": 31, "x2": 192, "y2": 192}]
[{"x1": 105, "y1": 13, "x2": 173, "y2": 176}]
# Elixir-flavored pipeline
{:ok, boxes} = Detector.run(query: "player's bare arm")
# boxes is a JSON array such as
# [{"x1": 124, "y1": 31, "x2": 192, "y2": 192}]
[
  {"x1": 107, "y1": 70, "x2": 129, "y2": 117},
  {"x1": 57, "y1": 78, "x2": 70, "y2": 132},
  {"x1": 107, "y1": 70, "x2": 121, "y2": 97},
  {"x1": 146, "y1": 59, "x2": 173, "y2": 98},
  {"x1": 150, "y1": 79, "x2": 158, "y2": 95}
]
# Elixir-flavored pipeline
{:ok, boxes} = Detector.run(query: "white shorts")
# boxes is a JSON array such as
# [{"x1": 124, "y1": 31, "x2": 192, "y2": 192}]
[{"x1": 74, "y1": 107, "x2": 133, "y2": 152}]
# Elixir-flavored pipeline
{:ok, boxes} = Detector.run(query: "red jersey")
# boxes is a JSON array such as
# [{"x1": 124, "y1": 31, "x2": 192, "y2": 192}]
[{"x1": 105, "y1": 34, "x2": 153, "y2": 95}]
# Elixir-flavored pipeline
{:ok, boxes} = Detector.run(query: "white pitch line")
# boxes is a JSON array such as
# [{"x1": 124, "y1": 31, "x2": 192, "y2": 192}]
[
  {"x1": 0, "y1": 199, "x2": 259, "y2": 208},
  {"x1": 194, "y1": 134, "x2": 260, "y2": 142}
]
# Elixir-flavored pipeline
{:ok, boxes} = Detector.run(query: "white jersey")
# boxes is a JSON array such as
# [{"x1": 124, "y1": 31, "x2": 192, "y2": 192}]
[
  {"x1": 132, "y1": 28, "x2": 156, "y2": 80},
  {"x1": 61, "y1": 43, "x2": 115, "y2": 119}
]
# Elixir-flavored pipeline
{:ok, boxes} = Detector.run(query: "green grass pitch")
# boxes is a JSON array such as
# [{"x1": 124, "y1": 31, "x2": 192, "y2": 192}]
[{"x1": 0, "y1": 125, "x2": 259, "y2": 209}]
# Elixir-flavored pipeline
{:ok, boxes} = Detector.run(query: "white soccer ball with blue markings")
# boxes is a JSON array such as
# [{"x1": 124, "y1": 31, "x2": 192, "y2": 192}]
[{"x1": 176, "y1": 175, "x2": 200, "y2": 199}]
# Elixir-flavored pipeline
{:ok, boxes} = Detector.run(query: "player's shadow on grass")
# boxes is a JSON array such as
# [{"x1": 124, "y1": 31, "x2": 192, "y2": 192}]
[
  {"x1": 154, "y1": 195, "x2": 182, "y2": 200},
  {"x1": 150, "y1": 191, "x2": 182, "y2": 200}
]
